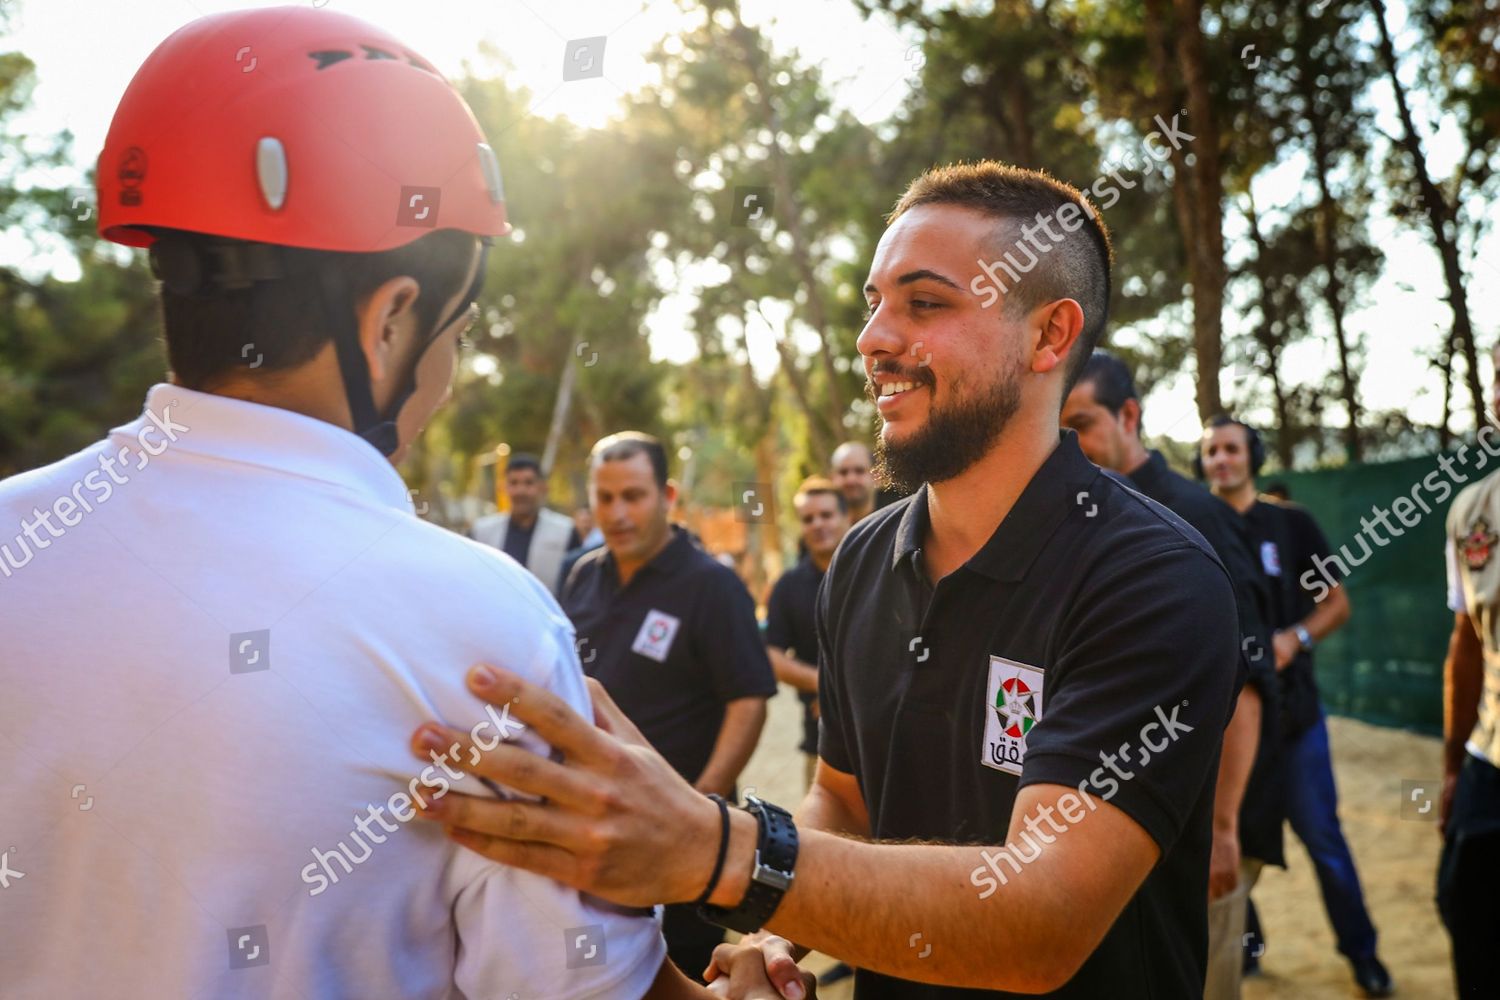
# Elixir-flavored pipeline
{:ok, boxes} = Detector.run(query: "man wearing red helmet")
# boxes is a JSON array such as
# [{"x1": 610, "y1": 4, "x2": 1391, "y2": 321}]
[{"x1": 0, "y1": 8, "x2": 803, "y2": 999}]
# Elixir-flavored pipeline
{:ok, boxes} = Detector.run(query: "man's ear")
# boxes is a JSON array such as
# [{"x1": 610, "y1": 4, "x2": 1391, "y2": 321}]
[
  {"x1": 356, "y1": 276, "x2": 421, "y2": 384},
  {"x1": 1120, "y1": 397, "x2": 1143, "y2": 438},
  {"x1": 1029, "y1": 298, "x2": 1086, "y2": 377},
  {"x1": 663, "y1": 479, "x2": 679, "y2": 510}
]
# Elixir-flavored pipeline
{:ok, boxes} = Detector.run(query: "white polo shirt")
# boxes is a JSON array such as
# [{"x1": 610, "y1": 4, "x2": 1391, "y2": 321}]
[{"x1": 0, "y1": 385, "x2": 665, "y2": 999}]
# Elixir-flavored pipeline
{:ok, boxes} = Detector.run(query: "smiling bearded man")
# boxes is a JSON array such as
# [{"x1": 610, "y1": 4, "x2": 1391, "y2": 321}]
[{"x1": 406, "y1": 162, "x2": 1246, "y2": 1000}]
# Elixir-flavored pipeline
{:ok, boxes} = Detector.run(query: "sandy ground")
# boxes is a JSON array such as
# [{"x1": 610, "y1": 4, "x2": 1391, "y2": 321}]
[{"x1": 735, "y1": 687, "x2": 1456, "y2": 999}]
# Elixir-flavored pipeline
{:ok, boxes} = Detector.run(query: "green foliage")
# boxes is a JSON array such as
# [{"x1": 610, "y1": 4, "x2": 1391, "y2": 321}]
[
  {"x1": 0, "y1": 48, "x2": 160, "y2": 478},
  {"x1": 2, "y1": 1, "x2": 1496, "y2": 490}
]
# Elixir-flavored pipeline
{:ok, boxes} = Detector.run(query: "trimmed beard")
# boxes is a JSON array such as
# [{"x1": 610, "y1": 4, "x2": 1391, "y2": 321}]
[{"x1": 874, "y1": 367, "x2": 1022, "y2": 493}]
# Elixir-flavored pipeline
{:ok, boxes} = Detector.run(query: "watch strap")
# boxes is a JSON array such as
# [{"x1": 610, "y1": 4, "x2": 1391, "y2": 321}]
[{"x1": 697, "y1": 796, "x2": 798, "y2": 934}]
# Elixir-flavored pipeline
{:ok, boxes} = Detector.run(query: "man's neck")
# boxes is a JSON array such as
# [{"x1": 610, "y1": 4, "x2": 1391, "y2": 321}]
[
  {"x1": 811, "y1": 549, "x2": 834, "y2": 573},
  {"x1": 1120, "y1": 441, "x2": 1151, "y2": 478},
  {"x1": 1216, "y1": 482, "x2": 1258, "y2": 514},
  {"x1": 615, "y1": 526, "x2": 673, "y2": 588},
  {"x1": 922, "y1": 420, "x2": 1059, "y2": 583},
  {"x1": 849, "y1": 498, "x2": 874, "y2": 522},
  {"x1": 510, "y1": 510, "x2": 538, "y2": 531}
]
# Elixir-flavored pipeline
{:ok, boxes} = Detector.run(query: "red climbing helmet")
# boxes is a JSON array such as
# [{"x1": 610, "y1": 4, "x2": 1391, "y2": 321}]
[{"x1": 97, "y1": 5, "x2": 510, "y2": 251}]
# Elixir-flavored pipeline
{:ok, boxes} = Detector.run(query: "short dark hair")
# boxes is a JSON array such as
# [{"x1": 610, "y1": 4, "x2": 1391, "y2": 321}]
[
  {"x1": 794, "y1": 475, "x2": 848, "y2": 515},
  {"x1": 1077, "y1": 350, "x2": 1139, "y2": 416},
  {"x1": 506, "y1": 453, "x2": 542, "y2": 476},
  {"x1": 1205, "y1": 414, "x2": 1255, "y2": 440},
  {"x1": 590, "y1": 431, "x2": 669, "y2": 490},
  {"x1": 889, "y1": 162, "x2": 1114, "y2": 394},
  {"x1": 154, "y1": 228, "x2": 479, "y2": 389}
]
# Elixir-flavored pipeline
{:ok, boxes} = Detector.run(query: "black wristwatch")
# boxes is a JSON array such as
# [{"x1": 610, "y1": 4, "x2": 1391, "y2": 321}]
[{"x1": 698, "y1": 794, "x2": 798, "y2": 933}]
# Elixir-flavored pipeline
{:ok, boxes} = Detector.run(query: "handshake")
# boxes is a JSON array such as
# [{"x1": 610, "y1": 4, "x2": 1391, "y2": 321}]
[{"x1": 704, "y1": 934, "x2": 819, "y2": 1000}]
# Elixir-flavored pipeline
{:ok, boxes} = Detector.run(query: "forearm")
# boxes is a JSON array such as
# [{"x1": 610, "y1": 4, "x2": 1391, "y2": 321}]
[
  {"x1": 1444, "y1": 617, "x2": 1484, "y2": 774},
  {"x1": 696, "y1": 698, "x2": 769, "y2": 793},
  {"x1": 708, "y1": 787, "x2": 1147, "y2": 991},
  {"x1": 1299, "y1": 586, "x2": 1349, "y2": 641},
  {"x1": 757, "y1": 832, "x2": 1070, "y2": 990},
  {"x1": 767, "y1": 647, "x2": 819, "y2": 695},
  {"x1": 1213, "y1": 687, "x2": 1260, "y2": 832}
]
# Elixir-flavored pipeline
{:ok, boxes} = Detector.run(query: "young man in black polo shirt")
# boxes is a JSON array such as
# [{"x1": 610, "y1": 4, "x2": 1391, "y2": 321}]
[
  {"x1": 766, "y1": 477, "x2": 851, "y2": 789},
  {"x1": 560, "y1": 431, "x2": 778, "y2": 982},
  {"x1": 1200, "y1": 417, "x2": 1392, "y2": 998},
  {"x1": 1063, "y1": 351, "x2": 1283, "y2": 999},
  {"x1": 411, "y1": 162, "x2": 1244, "y2": 999}
]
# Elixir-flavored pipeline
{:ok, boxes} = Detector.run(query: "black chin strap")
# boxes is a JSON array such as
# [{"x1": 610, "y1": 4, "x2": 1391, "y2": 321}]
[
  {"x1": 320, "y1": 267, "x2": 402, "y2": 456},
  {"x1": 322, "y1": 239, "x2": 490, "y2": 458}
]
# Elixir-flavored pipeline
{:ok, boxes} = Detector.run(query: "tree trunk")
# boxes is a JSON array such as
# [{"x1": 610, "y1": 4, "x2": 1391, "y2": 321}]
[
  {"x1": 540, "y1": 344, "x2": 579, "y2": 478},
  {"x1": 753, "y1": 301, "x2": 836, "y2": 461},
  {"x1": 1144, "y1": 0, "x2": 1225, "y2": 420},
  {"x1": 1244, "y1": 198, "x2": 1295, "y2": 468},
  {"x1": 753, "y1": 431, "x2": 783, "y2": 601},
  {"x1": 1294, "y1": 4, "x2": 1362, "y2": 462},
  {"x1": 1371, "y1": 0, "x2": 1485, "y2": 428},
  {"x1": 1171, "y1": 0, "x2": 1226, "y2": 421},
  {"x1": 1438, "y1": 325, "x2": 1456, "y2": 451}
]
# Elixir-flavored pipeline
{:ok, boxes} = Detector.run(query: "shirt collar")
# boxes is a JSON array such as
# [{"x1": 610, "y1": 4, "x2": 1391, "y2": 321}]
[
  {"x1": 111, "y1": 384, "x2": 414, "y2": 514},
  {"x1": 599, "y1": 524, "x2": 696, "y2": 586},
  {"x1": 891, "y1": 431, "x2": 1101, "y2": 583},
  {"x1": 1127, "y1": 449, "x2": 1170, "y2": 494}
]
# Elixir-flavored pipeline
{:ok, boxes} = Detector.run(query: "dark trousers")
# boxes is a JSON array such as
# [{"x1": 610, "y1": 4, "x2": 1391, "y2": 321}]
[
  {"x1": 1251, "y1": 708, "x2": 1379, "y2": 960},
  {"x1": 1437, "y1": 753, "x2": 1500, "y2": 997},
  {"x1": 663, "y1": 903, "x2": 724, "y2": 983}
]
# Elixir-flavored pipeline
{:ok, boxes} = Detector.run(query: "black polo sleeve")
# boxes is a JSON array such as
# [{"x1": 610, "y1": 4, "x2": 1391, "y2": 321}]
[
  {"x1": 1018, "y1": 544, "x2": 1240, "y2": 854},
  {"x1": 695, "y1": 564, "x2": 778, "y2": 704},
  {"x1": 814, "y1": 564, "x2": 855, "y2": 775},
  {"x1": 765, "y1": 573, "x2": 795, "y2": 651}
]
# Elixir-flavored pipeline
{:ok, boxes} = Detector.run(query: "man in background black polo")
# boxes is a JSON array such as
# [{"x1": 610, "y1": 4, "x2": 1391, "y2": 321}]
[
  {"x1": 561, "y1": 431, "x2": 777, "y2": 982},
  {"x1": 1201, "y1": 417, "x2": 1391, "y2": 998},
  {"x1": 766, "y1": 476, "x2": 852, "y2": 788},
  {"x1": 1063, "y1": 351, "x2": 1282, "y2": 1000}
]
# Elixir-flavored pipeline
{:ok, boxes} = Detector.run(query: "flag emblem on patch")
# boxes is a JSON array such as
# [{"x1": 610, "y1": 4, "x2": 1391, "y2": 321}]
[
  {"x1": 1461, "y1": 519, "x2": 1498, "y2": 571},
  {"x1": 995, "y1": 676, "x2": 1039, "y2": 738}
]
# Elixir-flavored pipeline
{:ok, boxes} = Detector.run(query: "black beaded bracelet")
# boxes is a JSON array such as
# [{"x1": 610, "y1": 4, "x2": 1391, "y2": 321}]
[{"x1": 694, "y1": 793, "x2": 732, "y2": 906}]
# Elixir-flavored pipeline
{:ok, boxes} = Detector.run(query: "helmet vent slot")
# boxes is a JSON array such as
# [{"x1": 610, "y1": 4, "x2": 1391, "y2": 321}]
[{"x1": 309, "y1": 49, "x2": 353, "y2": 70}]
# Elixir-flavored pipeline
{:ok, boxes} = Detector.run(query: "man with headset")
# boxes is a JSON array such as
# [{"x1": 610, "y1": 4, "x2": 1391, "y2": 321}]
[
  {"x1": 1198, "y1": 416, "x2": 1392, "y2": 998},
  {"x1": 1062, "y1": 356, "x2": 1281, "y2": 1000}
]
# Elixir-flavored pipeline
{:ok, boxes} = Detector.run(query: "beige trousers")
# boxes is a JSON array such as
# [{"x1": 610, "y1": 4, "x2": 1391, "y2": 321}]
[{"x1": 1204, "y1": 858, "x2": 1265, "y2": 1000}]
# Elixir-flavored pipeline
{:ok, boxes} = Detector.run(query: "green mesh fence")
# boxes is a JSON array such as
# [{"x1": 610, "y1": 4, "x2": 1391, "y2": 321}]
[{"x1": 1261, "y1": 450, "x2": 1470, "y2": 737}]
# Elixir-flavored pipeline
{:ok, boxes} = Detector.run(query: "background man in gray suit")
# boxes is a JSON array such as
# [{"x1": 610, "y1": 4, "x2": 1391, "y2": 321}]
[{"x1": 470, "y1": 453, "x2": 579, "y2": 595}]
